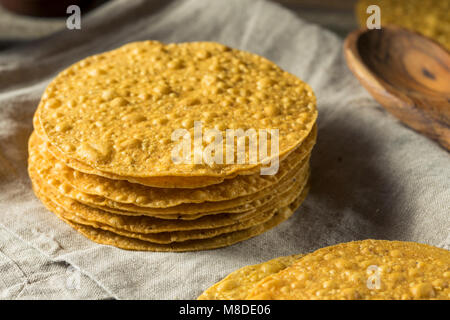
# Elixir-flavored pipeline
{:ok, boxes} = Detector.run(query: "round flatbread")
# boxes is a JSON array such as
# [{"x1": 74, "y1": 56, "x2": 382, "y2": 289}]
[
  {"x1": 30, "y1": 134, "x2": 310, "y2": 216},
  {"x1": 30, "y1": 161, "x2": 308, "y2": 235},
  {"x1": 36, "y1": 41, "x2": 317, "y2": 179},
  {"x1": 247, "y1": 239, "x2": 450, "y2": 300},
  {"x1": 198, "y1": 254, "x2": 304, "y2": 300},
  {"x1": 34, "y1": 185, "x2": 310, "y2": 252},
  {"x1": 30, "y1": 127, "x2": 315, "y2": 207}
]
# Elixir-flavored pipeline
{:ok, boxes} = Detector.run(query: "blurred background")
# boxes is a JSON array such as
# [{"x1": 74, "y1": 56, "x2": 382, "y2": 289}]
[{"x1": 0, "y1": 0, "x2": 359, "y2": 50}]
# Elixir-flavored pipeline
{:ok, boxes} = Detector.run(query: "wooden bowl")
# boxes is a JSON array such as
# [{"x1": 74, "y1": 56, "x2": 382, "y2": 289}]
[{"x1": 344, "y1": 26, "x2": 450, "y2": 151}]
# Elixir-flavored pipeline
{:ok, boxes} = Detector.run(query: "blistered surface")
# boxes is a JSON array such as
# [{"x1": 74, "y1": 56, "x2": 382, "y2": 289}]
[
  {"x1": 37, "y1": 41, "x2": 317, "y2": 178},
  {"x1": 247, "y1": 240, "x2": 450, "y2": 300}
]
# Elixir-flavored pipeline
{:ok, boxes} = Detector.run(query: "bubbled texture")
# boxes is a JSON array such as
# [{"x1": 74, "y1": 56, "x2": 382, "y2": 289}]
[
  {"x1": 36, "y1": 41, "x2": 317, "y2": 178},
  {"x1": 246, "y1": 240, "x2": 450, "y2": 300},
  {"x1": 28, "y1": 41, "x2": 318, "y2": 251},
  {"x1": 31, "y1": 128, "x2": 316, "y2": 208},
  {"x1": 198, "y1": 254, "x2": 304, "y2": 300}
]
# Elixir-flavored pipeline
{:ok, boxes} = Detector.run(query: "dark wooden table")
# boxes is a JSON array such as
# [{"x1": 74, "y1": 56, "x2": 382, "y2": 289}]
[{"x1": 0, "y1": 0, "x2": 359, "y2": 50}]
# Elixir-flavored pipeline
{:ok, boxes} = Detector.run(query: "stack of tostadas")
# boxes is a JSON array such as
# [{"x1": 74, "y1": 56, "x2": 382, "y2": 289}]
[
  {"x1": 28, "y1": 41, "x2": 318, "y2": 251},
  {"x1": 199, "y1": 240, "x2": 450, "y2": 299}
]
